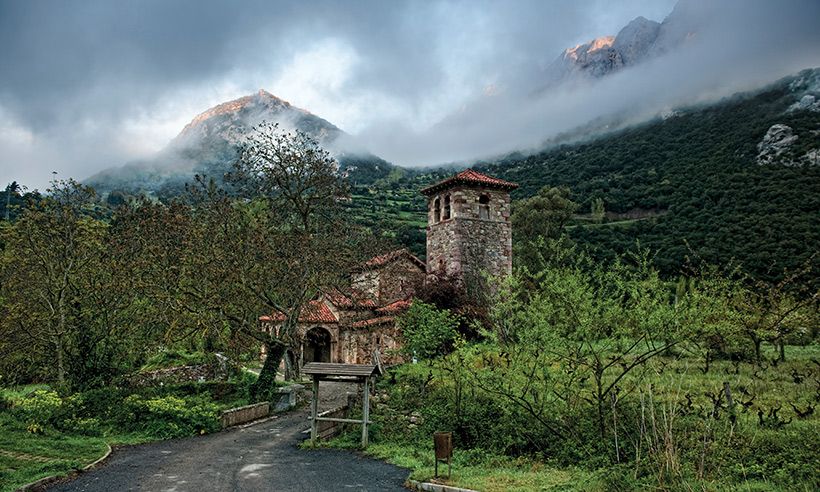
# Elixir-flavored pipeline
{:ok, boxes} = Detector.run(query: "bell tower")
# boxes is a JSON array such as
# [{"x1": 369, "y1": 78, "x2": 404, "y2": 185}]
[{"x1": 421, "y1": 169, "x2": 518, "y2": 286}]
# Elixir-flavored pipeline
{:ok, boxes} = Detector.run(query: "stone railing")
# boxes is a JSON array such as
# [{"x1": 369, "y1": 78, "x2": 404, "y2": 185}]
[
  {"x1": 315, "y1": 405, "x2": 351, "y2": 440},
  {"x1": 221, "y1": 402, "x2": 270, "y2": 428},
  {"x1": 273, "y1": 384, "x2": 304, "y2": 411},
  {"x1": 220, "y1": 384, "x2": 304, "y2": 428}
]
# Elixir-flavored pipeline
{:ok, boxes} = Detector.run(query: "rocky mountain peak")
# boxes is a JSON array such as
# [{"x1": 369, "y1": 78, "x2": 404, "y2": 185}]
[
  {"x1": 544, "y1": 1, "x2": 699, "y2": 83},
  {"x1": 173, "y1": 89, "x2": 339, "y2": 150},
  {"x1": 612, "y1": 16, "x2": 661, "y2": 65}
]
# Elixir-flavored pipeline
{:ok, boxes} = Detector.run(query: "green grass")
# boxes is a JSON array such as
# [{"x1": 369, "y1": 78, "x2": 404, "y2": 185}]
[
  {"x1": 0, "y1": 411, "x2": 108, "y2": 492},
  {"x1": 365, "y1": 442, "x2": 592, "y2": 491},
  {"x1": 0, "y1": 413, "x2": 162, "y2": 492}
]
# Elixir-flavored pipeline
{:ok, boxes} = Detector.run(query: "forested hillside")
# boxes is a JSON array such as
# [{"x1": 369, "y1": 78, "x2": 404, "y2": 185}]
[{"x1": 352, "y1": 70, "x2": 820, "y2": 284}]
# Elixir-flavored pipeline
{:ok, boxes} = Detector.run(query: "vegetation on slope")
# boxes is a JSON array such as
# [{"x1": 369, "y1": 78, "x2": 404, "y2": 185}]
[{"x1": 347, "y1": 70, "x2": 820, "y2": 285}]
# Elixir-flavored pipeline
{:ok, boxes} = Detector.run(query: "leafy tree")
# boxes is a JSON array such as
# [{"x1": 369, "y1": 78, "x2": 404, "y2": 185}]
[
  {"x1": 397, "y1": 301, "x2": 461, "y2": 360},
  {"x1": 730, "y1": 263, "x2": 819, "y2": 363},
  {"x1": 590, "y1": 196, "x2": 605, "y2": 223},
  {"x1": 473, "y1": 249, "x2": 689, "y2": 448},
  {"x1": 0, "y1": 180, "x2": 104, "y2": 386},
  {"x1": 195, "y1": 123, "x2": 384, "y2": 398},
  {"x1": 511, "y1": 186, "x2": 577, "y2": 273},
  {"x1": 4, "y1": 181, "x2": 20, "y2": 221}
]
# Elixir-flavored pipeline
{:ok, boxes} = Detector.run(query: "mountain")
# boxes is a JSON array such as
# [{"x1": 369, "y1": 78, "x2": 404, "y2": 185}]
[
  {"x1": 87, "y1": 90, "x2": 395, "y2": 197},
  {"x1": 349, "y1": 69, "x2": 820, "y2": 285},
  {"x1": 545, "y1": 1, "x2": 698, "y2": 83}
]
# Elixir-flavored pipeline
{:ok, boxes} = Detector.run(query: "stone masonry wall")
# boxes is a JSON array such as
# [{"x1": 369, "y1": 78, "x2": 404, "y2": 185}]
[
  {"x1": 426, "y1": 186, "x2": 512, "y2": 282},
  {"x1": 375, "y1": 257, "x2": 425, "y2": 304},
  {"x1": 339, "y1": 324, "x2": 404, "y2": 365}
]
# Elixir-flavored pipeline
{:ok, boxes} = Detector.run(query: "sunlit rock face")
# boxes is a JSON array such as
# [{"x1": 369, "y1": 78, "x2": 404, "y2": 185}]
[
  {"x1": 85, "y1": 90, "x2": 368, "y2": 195},
  {"x1": 171, "y1": 89, "x2": 342, "y2": 151},
  {"x1": 544, "y1": 1, "x2": 700, "y2": 83},
  {"x1": 547, "y1": 35, "x2": 622, "y2": 81}
]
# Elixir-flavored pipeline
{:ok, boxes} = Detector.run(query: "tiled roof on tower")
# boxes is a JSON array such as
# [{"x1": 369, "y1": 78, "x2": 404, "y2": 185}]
[{"x1": 420, "y1": 169, "x2": 518, "y2": 196}]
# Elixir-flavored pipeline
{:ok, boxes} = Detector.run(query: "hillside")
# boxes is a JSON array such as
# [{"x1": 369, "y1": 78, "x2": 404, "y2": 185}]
[{"x1": 353, "y1": 69, "x2": 820, "y2": 284}]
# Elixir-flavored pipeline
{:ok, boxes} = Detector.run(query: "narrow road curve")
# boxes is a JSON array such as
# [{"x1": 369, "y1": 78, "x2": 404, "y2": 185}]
[{"x1": 48, "y1": 383, "x2": 409, "y2": 492}]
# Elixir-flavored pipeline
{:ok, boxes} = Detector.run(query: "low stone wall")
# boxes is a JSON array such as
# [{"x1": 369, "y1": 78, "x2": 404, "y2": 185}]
[
  {"x1": 127, "y1": 364, "x2": 215, "y2": 387},
  {"x1": 273, "y1": 384, "x2": 304, "y2": 412},
  {"x1": 315, "y1": 405, "x2": 350, "y2": 440},
  {"x1": 221, "y1": 402, "x2": 270, "y2": 428},
  {"x1": 220, "y1": 384, "x2": 304, "y2": 428}
]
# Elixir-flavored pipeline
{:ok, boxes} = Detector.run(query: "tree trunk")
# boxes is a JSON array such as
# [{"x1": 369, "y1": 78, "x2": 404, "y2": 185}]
[
  {"x1": 56, "y1": 301, "x2": 67, "y2": 385},
  {"x1": 594, "y1": 368, "x2": 606, "y2": 440},
  {"x1": 55, "y1": 338, "x2": 66, "y2": 385},
  {"x1": 753, "y1": 338, "x2": 762, "y2": 365},
  {"x1": 778, "y1": 339, "x2": 785, "y2": 362},
  {"x1": 251, "y1": 341, "x2": 286, "y2": 402}
]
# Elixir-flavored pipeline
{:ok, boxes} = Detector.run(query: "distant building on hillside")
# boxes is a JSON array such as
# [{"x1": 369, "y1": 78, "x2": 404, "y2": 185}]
[{"x1": 260, "y1": 169, "x2": 517, "y2": 369}]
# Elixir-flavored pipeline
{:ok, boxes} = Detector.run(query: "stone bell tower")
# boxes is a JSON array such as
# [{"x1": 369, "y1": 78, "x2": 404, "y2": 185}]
[{"x1": 421, "y1": 169, "x2": 518, "y2": 286}]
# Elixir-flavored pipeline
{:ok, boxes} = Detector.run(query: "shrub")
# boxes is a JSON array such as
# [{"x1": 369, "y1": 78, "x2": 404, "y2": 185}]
[
  {"x1": 12, "y1": 389, "x2": 64, "y2": 432},
  {"x1": 397, "y1": 301, "x2": 460, "y2": 360},
  {"x1": 122, "y1": 394, "x2": 220, "y2": 438}
]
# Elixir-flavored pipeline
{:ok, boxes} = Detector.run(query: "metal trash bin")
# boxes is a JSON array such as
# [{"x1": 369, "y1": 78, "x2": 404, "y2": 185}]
[{"x1": 433, "y1": 431, "x2": 453, "y2": 478}]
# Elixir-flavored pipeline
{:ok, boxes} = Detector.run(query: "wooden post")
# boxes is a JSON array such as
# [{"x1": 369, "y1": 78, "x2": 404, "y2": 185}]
[
  {"x1": 311, "y1": 375, "x2": 319, "y2": 442},
  {"x1": 361, "y1": 376, "x2": 370, "y2": 447}
]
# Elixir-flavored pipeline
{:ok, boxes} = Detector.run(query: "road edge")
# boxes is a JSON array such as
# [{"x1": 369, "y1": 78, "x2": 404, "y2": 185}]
[
  {"x1": 16, "y1": 443, "x2": 113, "y2": 492},
  {"x1": 406, "y1": 479, "x2": 479, "y2": 492}
]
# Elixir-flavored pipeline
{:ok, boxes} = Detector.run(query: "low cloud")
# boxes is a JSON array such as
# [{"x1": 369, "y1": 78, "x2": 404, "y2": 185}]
[{"x1": 0, "y1": 0, "x2": 817, "y2": 189}]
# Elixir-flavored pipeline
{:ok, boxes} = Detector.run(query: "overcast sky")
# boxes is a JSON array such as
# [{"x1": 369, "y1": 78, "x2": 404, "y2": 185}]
[{"x1": 1, "y1": 0, "x2": 819, "y2": 190}]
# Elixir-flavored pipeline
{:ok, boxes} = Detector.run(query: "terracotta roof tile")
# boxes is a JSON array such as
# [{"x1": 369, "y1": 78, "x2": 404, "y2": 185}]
[
  {"x1": 259, "y1": 300, "x2": 338, "y2": 324},
  {"x1": 324, "y1": 289, "x2": 378, "y2": 309},
  {"x1": 421, "y1": 169, "x2": 518, "y2": 195},
  {"x1": 376, "y1": 299, "x2": 412, "y2": 314},
  {"x1": 359, "y1": 249, "x2": 425, "y2": 271},
  {"x1": 350, "y1": 316, "x2": 395, "y2": 329}
]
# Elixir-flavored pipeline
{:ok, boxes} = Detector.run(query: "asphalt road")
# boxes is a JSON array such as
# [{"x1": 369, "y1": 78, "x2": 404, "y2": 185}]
[{"x1": 48, "y1": 385, "x2": 409, "y2": 492}]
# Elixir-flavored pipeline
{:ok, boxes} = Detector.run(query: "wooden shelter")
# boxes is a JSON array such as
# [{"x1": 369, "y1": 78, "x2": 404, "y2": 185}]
[{"x1": 302, "y1": 362, "x2": 380, "y2": 447}]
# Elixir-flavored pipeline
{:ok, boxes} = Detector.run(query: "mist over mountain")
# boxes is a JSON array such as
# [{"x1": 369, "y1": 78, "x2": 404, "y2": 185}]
[
  {"x1": 348, "y1": 68, "x2": 820, "y2": 285},
  {"x1": 86, "y1": 90, "x2": 394, "y2": 195}
]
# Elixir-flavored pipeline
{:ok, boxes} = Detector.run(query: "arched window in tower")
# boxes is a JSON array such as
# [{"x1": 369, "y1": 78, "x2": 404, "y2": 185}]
[
  {"x1": 479, "y1": 194, "x2": 490, "y2": 219},
  {"x1": 433, "y1": 197, "x2": 441, "y2": 223},
  {"x1": 443, "y1": 194, "x2": 451, "y2": 220}
]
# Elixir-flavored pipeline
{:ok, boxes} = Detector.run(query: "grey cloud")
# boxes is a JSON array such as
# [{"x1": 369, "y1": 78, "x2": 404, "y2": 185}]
[{"x1": 1, "y1": 0, "x2": 817, "y2": 190}]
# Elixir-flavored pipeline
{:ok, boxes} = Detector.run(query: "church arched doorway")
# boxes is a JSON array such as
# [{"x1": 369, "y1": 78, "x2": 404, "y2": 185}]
[{"x1": 304, "y1": 327, "x2": 332, "y2": 363}]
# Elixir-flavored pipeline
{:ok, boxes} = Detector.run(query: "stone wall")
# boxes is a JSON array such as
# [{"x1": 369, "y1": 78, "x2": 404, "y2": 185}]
[
  {"x1": 339, "y1": 324, "x2": 404, "y2": 365},
  {"x1": 426, "y1": 185, "x2": 512, "y2": 283},
  {"x1": 374, "y1": 257, "x2": 425, "y2": 304},
  {"x1": 220, "y1": 402, "x2": 270, "y2": 428},
  {"x1": 315, "y1": 405, "x2": 350, "y2": 440},
  {"x1": 127, "y1": 364, "x2": 215, "y2": 387},
  {"x1": 219, "y1": 384, "x2": 303, "y2": 428}
]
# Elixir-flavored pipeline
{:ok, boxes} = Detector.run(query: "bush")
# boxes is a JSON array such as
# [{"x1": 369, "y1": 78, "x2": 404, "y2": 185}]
[
  {"x1": 141, "y1": 348, "x2": 211, "y2": 371},
  {"x1": 12, "y1": 389, "x2": 64, "y2": 432},
  {"x1": 122, "y1": 394, "x2": 220, "y2": 438},
  {"x1": 397, "y1": 301, "x2": 460, "y2": 360}
]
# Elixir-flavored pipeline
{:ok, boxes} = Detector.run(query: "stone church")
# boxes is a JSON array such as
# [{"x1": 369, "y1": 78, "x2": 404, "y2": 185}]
[{"x1": 260, "y1": 169, "x2": 517, "y2": 368}]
